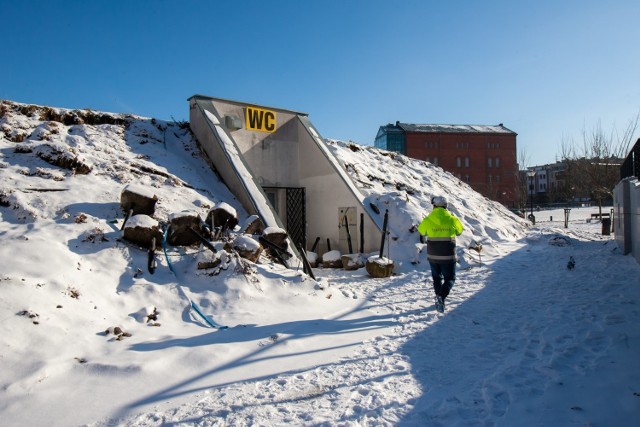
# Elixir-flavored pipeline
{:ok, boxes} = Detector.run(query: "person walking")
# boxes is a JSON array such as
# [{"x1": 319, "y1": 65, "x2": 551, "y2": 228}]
[{"x1": 417, "y1": 196, "x2": 464, "y2": 312}]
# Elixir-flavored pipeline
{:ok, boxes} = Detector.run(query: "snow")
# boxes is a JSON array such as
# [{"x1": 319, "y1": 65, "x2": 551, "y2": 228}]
[
  {"x1": 213, "y1": 201, "x2": 237, "y2": 217},
  {"x1": 126, "y1": 214, "x2": 158, "y2": 229},
  {"x1": 232, "y1": 234, "x2": 260, "y2": 251},
  {"x1": 123, "y1": 183, "x2": 158, "y2": 200},
  {"x1": 1, "y1": 100, "x2": 639, "y2": 426},
  {"x1": 322, "y1": 249, "x2": 343, "y2": 262},
  {"x1": 368, "y1": 255, "x2": 394, "y2": 266},
  {"x1": 263, "y1": 226, "x2": 286, "y2": 235},
  {"x1": 169, "y1": 210, "x2": 198, "y2": 219}
]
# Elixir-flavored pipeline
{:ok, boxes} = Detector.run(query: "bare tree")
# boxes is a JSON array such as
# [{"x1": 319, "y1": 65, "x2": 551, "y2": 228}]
[
  {"x1": 517, "y1": 146, "x2": 531, "y2": 210},
  {"x1": 560, "y1": 112, "x2": 639, "y2": 215}
]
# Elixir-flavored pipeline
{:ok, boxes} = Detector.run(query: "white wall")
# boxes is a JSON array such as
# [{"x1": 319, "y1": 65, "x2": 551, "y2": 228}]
[
  {"x1": 189, "y1": 95, "x2": 382, "y2": 257},
  {"x1": 613, "y1": 177, "x2": 640, "y2": 264},
  {"x1": 630, "y1": 179, "x2": 640, "y2": 264}
]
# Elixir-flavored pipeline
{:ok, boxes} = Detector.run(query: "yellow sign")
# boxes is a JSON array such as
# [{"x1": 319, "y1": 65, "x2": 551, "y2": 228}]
[{"x1": 245, "y1": 106, "x2": 276, "y2": 133}]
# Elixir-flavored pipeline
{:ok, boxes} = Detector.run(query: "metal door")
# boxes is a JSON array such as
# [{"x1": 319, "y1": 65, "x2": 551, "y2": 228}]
[{"x1": 286, "y1": 187, "x2": 306, "y2": 249}]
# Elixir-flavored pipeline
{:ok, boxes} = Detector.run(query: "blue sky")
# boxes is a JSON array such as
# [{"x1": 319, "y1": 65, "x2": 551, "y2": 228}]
[{"x1": 2, "y1": 0, "x2": 638, "y2": 165}]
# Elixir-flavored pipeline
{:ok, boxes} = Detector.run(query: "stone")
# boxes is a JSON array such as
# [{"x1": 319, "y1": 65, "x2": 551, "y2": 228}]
[
  {"x1": 206, "y1": 202, "x2": 238, "y2": 232},
  {"x1": 242, "y1": 215, "x2": 265, "y2": 235},
  {"x1": 321, "y1": 250, "x2": 343, "y2": 268},
  {"x1": 167, "y1": 211, "x2": 205, "y2": 246},
  {"x1": 365, "y1": 256, "x2": 394, "y2": 278},
  {"x1": 120, "y1": 184, "x2": 158, "y2": 216},
  {"x1": 123, "y1": 215, "x2": 163, "y2": 248},
  {"x1": 262, "y1": 227, "x2": 288, "y2": 248},
  {"x1": 232, "y1": 235, "x2": 262, "y2": 263},
  {"x1": 341, "y1": 254, "x2": 365, "y2": 271}
]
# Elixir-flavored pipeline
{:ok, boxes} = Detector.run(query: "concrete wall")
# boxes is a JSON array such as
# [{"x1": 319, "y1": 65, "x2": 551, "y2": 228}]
[
  {"x1": 613, "y1": 177, "x2": 640, "y2": 264},
  {"x1": 188, "y1": 95, "x2": 382, "y2": 258},
  {"x1": 295, "y1": 117, "x2": 381, "y2": 256}
]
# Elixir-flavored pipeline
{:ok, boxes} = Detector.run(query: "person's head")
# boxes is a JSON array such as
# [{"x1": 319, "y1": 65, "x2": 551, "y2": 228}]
[{"x1": 431, "y1": 195, "x2": 448, "y2": 208}]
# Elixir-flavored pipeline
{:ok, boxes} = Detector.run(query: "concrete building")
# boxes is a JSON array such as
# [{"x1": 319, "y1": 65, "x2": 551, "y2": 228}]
[
  {"x1": 375, "y1": 122, "x2": 518, "y2": 206},
  {"x1": 188, "y1": 95, "x2": 383, "y2": 261}
]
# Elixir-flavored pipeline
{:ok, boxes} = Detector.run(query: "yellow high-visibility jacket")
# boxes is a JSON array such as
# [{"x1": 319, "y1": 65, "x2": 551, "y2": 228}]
[{"x1": 417, "y1": 207, "x2": 464, "y2": 263}]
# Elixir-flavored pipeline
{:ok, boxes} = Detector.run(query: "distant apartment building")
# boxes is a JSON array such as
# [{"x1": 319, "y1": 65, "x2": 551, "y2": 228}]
[
  {"x1": 525, "y1": 156, "x2": 623, "y2": 206},
  {"x1": 375, "y1": 122, "x2": 518, "y2": 206}
]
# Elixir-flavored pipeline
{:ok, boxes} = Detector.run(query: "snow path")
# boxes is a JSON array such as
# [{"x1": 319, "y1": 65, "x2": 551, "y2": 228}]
[{"x1": 100, "y1": 224, "x2": 640, "y2": 426}]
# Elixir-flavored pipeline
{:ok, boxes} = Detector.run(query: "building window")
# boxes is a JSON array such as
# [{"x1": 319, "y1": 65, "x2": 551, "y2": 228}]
[
  {"x1": 464, "y1": 157, "x2": 470, "y2": 167},
  {"x1": 495, "y1": 157, "x2": 501, "y2": 168},
  {"x1": 464, "y1": 174, "x2": 470, "y2": 183},
  {"x1": 488, "y1": 174, "x2": 493, "y2": 183},
  {"x1": 496, "y1": 175, "x2": 501, "y2": 183},
  {"x1": 375, "y1": 130, "x2": 405, "y2": 154},
  {"x1": 488, "y1": 157, "x2": 493, "y2": 168},
  {"x1": 433, "y1": 157, "x2": 439, "y2": 166},
  {"x1": 457, "y1": 157, "x2": 462, "y2": 167}
]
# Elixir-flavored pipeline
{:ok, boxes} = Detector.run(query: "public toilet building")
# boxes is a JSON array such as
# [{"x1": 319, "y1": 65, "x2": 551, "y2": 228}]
[{"x1": 188, "y1": 95, "x2": 382, "y2": 261}]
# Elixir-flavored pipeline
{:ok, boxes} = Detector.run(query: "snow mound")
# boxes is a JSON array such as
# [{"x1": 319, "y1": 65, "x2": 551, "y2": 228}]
[{"x1": 324, "y1": 139, "x2": 529, "y2": 269}]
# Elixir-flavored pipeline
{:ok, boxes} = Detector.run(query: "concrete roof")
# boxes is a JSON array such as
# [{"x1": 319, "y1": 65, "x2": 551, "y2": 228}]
[{"x1": 188, "y1": 94, "x2": 308, "y2": 117}]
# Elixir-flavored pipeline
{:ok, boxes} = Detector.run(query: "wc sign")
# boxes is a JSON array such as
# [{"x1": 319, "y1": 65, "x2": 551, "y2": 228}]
[{"x1": 245, "y1": 106, "x2": 276, "y2": 133}]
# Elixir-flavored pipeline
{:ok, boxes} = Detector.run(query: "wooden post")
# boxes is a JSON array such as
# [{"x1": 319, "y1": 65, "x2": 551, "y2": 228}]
[
  {"x1": 344, "y1": 216, "x2": 353, "y2": 254},
  {"x1": 147, "y1": 237, "x2": 156, "y2": 274},
  {"x1": 359, "y1": 213, "x2": 364, "y2": 254},
  {"x1": 121, "y1": 208, "x2": 134, "y2": 231},
  {"x1": 379, "y1": 209, "x2": 389, "y2": 258},
  {"x1": 298, "y1": 246, "x2": 316, "y2": 280},
  {"x1": 311, "y1": 237, "x2": 321, "y2": 252}
]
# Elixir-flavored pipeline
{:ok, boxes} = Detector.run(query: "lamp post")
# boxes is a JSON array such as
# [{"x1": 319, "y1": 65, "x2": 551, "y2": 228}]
[{"x1": 527, "y1": 170, "x2": 536, "y2": 223}]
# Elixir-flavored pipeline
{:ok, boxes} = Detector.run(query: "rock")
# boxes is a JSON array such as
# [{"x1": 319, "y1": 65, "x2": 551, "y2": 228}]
[
  {"x1": 322, "y1": 250, "x2": 343, "y2": 268},
  {"x1": 261, "y1": 227, "x2": 292, "y2": 261},
  {"x1": 167, "y1": 211, "x2": 204, "y2": 246},
  {"x1": 35, "y1": 143, "x2": 92, "y2": 174},
  {"x1": 365, "y1": 256, "x2": 394, "y2": 278},
  {"x1": 341, "y1": 254, "x2": 365, "y2": 271},
  {"x1": 206, "y1": 202, "x2": 238, "y2": 232},
  {"x1": 232, "y1": 235, "x2": 262, "y2": 262},
  {"x1": 262, "y1": 227, "x2": 288, "y2": 248},
  {"x1": 196, "y1": 249, "x2": 224, "y2": 270},
  {"x1": 123, "y1": 214, "x2": 163, "y2": 248},
  {"x1": 242, "y1": 215, "x2": 264, "y2": 235},
  {"x1": 120, "y1": 184, "x2": 158, "y2": 216}
]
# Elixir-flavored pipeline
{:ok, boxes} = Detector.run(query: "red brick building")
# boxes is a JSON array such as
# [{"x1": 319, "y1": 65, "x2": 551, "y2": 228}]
[{"x1": 375, "y1": 122, "x2": 518, "y2": 206}]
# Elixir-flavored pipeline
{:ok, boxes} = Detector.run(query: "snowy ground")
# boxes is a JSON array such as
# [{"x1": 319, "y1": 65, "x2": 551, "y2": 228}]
[
  {"x1": 1, "y1": 101, "x2": 639, "y2": 426},
  {"x1": 95, "y1": 209, "x2": 640, "y2": 427}
]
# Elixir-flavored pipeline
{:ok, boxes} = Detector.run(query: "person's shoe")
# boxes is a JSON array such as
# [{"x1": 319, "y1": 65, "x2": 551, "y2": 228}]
[{"x1": 435, "y1": 295, "x2": 444, "y2": 313}]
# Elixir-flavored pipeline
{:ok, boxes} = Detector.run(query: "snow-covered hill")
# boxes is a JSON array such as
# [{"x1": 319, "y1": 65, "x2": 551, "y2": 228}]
[
  {"x1": 2, "y1": 100, "x2": 637, "y2": 427},
  {"x1": 324, "y1": 139, "x2": 528, "y2": 268}
]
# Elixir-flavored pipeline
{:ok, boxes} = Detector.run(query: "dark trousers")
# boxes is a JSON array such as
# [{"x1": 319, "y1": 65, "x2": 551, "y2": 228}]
[{"x1": 429, "y1": 261, "x2": 456, "y2": 300}]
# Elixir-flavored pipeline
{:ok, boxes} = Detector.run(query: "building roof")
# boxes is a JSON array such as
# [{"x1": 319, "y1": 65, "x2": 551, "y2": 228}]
[
  {"x1": 188, "y1": 94, "x2": 308, "y2": 117},
  {"x1": 385, "y1": 122, "x2": 516, "y2": 135}
]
